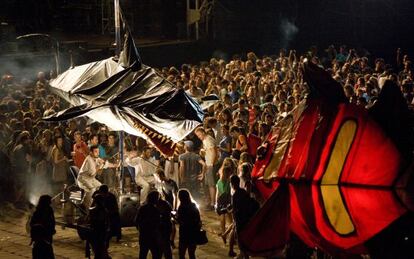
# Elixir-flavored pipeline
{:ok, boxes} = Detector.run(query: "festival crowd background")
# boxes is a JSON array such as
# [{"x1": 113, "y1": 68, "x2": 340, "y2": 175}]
[{"x1": 0, "y1": 44, "x2": 413, "y2": 257}]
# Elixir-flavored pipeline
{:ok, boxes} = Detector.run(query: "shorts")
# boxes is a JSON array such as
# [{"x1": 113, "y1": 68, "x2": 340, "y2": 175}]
[{"x1": 205, "y1": 166, "x2": 216, "y2": 187}]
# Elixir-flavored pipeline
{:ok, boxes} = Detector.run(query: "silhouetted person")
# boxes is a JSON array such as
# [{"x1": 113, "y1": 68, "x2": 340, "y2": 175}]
[
  {"x1": 88, "y1": 194, "x2": 111, "y2": 259},
  {"x1": 230, "y1": 175, "x2": 255, "y2": 259},
  {"x1": 157, "y1": 169, "x2": 178, "y2": 209},
  {"x1": 98, "y1": 185, "x2": 122, "y2": 242},
  {"x1": 157, "y1": 169, "x2": 178, "y2": 249},
  {"x1": 176, "y1": 189, "x2": 201, "y2": 259},
  {"x1": 157, "y1": 196, "x2": 173, "y2": 259},
  {"x1": 30, "y1": 195, "x2": 56, "y2": 259},
  {"x1": 135, "y1": 191, "x2": 161, "y2": 259}
]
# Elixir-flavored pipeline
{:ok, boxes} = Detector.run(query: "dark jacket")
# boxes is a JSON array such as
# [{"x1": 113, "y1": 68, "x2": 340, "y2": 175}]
[
  {"x1": 30, "y1": 206, "x2": 56, "y2": 244},
  {"x1": 30, "y1": 205, "x2": 56, "y2": 259},
  {"x1": 232, "y1": 188, "x2": 252, "y2": 232},
  {"x1": 88, "y1": 205, "x2": 110, "y2": 242},
  {"x1": 103, "y1": 192, "x2": 121, "y2": 239},
  {"x1": 135, "y1": 203, "x2": 161, "y2": 244}
]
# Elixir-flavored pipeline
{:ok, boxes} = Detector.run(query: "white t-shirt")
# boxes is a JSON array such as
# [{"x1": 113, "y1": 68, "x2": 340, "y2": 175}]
[{"x1": 203, "y1": 135, "x2": 217, "y2": 166}]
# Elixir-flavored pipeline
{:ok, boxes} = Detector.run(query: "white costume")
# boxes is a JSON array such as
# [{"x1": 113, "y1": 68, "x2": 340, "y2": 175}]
[
  {"x1": 77, "y1": 155, "x2": 104, "y2": 208},
  {"x1": 164, "y1": 158, "x2": 179, "y2": 188},
  {"x1": 126, "y1": 156, "x2": 158, "y2": 204}
]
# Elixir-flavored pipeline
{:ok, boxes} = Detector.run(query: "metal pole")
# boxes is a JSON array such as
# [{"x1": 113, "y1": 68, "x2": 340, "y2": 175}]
[
  {"x1": 55, "y1": 40, "x2": 60, "y2": 74},
  {"x1": 186, "y1": 0, "x2": 190, "y2": 39},
  {"x1": 195, "y1": 0, "x2": 199, "y2": 40},
  {"x1": 114, "y1": 0, "x2": 121, "y2": 56},
  {"x1": 114, "y1": 0, "x2": 124, "y2": 193},
  {"x1": 119, "y1": 132, "x2": 124, "y2": 193}
]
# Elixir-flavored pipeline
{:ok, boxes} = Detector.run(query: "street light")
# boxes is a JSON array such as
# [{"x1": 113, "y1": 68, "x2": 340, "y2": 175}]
[{"x1": 16, "y1": 33, "x2": 60, "y2": 75}]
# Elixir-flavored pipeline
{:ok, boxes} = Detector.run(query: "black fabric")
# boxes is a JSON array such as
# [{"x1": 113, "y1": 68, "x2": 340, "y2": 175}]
[
  {"x1": 42, "y1": 14, "x2": 218, "y2": 157},
  {"x1": 369, "y1": 80, "x2": 414, "y2": 166},
  {"x1": 302, "y1": 62, "x2": 348, "y2": 104},
  {"x1": 118, "y1": 9, "x2": 141, "y2": 70}
]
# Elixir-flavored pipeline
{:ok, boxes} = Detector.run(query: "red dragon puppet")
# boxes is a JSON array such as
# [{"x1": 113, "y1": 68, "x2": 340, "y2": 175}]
[{"x1": 239, "y1": 61, "x2": 414, "y2": 257}]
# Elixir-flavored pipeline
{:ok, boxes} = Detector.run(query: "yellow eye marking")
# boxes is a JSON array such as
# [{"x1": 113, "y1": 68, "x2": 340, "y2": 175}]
[{"x1": 320, "y1": 120, "x2": 357, "y2": 235}]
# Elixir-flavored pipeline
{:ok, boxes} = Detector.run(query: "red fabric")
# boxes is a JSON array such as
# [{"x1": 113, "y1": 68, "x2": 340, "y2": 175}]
[
  {"x1": 248, "y1": 108, "x2": 256, "y2": 127},
  {"x1": 312, "y1": 104, "x2": 401, "y2": 186},
  {"x1": 311, "y1": 186, "x2": 406, "y2": 251},
  {"x1": 246, "y1": 98, "x2": 406, "y2": 256},
  {"x1": 247, "y1": 133, "x2": 261, "y2": 157},
  {"x1": 239, "y1": 183, "x2": 290, "y2": 256},
  {"x1": 73, "y1": 141, "x2": 89, "y2": 168}
]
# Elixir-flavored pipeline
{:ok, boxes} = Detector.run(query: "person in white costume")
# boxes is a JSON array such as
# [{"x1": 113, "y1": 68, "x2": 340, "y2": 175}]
[
  {"x1": 125, "y1": 146, "x2": 159, "y2": 205},
  {"x1": 77, "y1": 145, "x2": 118, "y2": 208}
]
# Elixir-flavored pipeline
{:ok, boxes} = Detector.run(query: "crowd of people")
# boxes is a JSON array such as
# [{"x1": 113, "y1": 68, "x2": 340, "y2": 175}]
[{"x1": 1, "y1": 44, "x2": 413, "y2": 258}]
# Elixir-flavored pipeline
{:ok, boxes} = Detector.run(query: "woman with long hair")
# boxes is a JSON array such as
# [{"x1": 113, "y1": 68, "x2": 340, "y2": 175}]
[
  {"x1": 176, "y1": 189, "x2": 202, "y2": 259},
  {"x1": 215, "y1": 165, "x2": 236, "y2": 256},
  {"x1": 30, "y1": 195, "x2": 56, "y2": 259},
  {"x1": 51, "y1": 136, "x2": 68, "y2": 193}
]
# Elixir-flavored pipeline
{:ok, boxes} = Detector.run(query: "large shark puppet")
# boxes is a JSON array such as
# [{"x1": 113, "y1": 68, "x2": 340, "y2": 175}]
[
  {"x1": 44, "y1": 25, "x2": 216, "y2": 157},
  {"x1": 239, "y1": 61, "x2": 414, "y2": 257}
]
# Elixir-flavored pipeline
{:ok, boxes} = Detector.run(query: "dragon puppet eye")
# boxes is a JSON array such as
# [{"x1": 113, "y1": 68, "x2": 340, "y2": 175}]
[{"x1": 321, "y1": 120, "x2": 357, "y2": 235}]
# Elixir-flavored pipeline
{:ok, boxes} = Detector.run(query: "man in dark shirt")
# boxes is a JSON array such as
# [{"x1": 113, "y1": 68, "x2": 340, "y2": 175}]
[
  {"x1": 135, "y1": 191, "x2": 161, "y2": 259},
  {"x1": 179, "y1": 141, "x2": 205, "y2": 199}
]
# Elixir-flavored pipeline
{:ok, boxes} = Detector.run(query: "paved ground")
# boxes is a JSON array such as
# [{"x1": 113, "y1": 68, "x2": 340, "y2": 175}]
[{"x1": 0, "y1": 202, "x2": 238, "y2": 259}]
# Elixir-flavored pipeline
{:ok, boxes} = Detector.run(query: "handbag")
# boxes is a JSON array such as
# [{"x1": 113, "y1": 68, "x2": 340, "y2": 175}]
[
  {"x1": 196, "y1": 228, "x2": 208, "y2": 245},
  {"x1": 215, "y1": 192, "x2": 231, "y2": 215}
]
